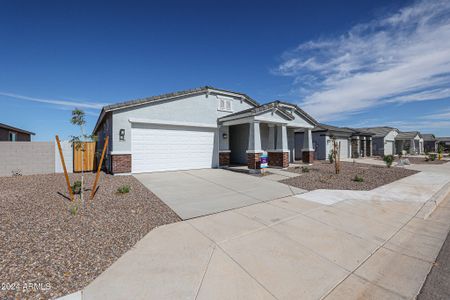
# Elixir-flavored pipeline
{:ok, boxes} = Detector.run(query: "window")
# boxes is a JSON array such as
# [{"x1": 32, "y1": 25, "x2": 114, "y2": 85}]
[
  {"x1": 218, "y1": 97, "x2": 233, "y2": 112},
  {"x1": 9, "y1": 132, "x2": 17, "y2": 142}
]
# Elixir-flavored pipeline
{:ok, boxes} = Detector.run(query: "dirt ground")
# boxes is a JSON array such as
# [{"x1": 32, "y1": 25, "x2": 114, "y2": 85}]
[
  {"x1": 0, "y1": 173, "x2": 180, "y2": 299},
  {"x1": 281, "y1": 161, "x2": 418, "y2": 191}
]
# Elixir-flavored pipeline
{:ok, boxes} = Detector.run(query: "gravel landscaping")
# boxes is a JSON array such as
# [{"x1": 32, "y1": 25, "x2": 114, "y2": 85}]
[
  {"x1": 281, "y1": 161, "x2": 418, "y2": 191},
  {"x1": 403, "y1": 157, "x2": 448, "y2": 165},
  {"x1": 0, "y1": 173, "x2": 180, "y2": 299}
]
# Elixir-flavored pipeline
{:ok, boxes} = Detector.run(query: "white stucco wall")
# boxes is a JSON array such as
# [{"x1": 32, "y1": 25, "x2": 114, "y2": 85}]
[{"x1": 111, "y1": 93, "x2": 254, "y2": 153}]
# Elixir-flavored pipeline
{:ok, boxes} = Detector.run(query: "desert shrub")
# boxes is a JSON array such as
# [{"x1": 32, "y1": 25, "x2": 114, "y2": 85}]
[
  {"x1": 71, "y1": 180, "x2": 82, "y2": 194},
  {"x1": 383, "y1": 155, "x2": 394, "y2": 168},
  {"x1": 328, "y1": 152, "x2": 334, "y2": 163},
  {"x1": 69, "y1": 204, "x2": 79, "y2": 216},
  {"x1": 301, "y1": 166, "x2": 310, "y2": 173},
  {"x1": 429, "y1": 154, "x2": 436, "y2": 161},
  {"x1": 117, "y1": 185, "x2": 131, "y2": 194},
  {"x1": 353, "y1": 175, "x2": 364, "y2": 182}
]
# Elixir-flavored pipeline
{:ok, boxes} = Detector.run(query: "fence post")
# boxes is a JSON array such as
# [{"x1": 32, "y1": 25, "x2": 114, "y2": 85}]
[
  {"x1": 90, "y1": 136, "x2": 109, "y2": 200},
  {"x1": 56, "y1": 135, "x2": 74, "y2": 201}
]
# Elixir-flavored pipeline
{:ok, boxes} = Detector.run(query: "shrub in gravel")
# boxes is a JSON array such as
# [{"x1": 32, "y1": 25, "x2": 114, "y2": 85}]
[
  {"x1": 383, "y1": 155, "x2": 394, "y2": 168},
  {"x1": 301, "y1": 166, "x2": 310, "y2": 173},
  {"x1": 71, "y1": 180, "x2": 82, "y2": 194},
  {"x1": 117, "y1": 185, "x2": 131, "y2": 194},
  {"x1": 353, "y1": 175, "x2": 364, "y2": 182},
  {"x1": 69, "y1": 204, "x2": 79, "y2": 216}
]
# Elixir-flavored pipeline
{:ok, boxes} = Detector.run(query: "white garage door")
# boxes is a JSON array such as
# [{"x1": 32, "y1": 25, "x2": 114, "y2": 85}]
[
  {"x1": 384, "y1": 141, "x2": 394, "y2": 155},
  {"x1": 336, "y1": 138, "x2": 349, "y2": 159},
  {"x1": 132, "y1": 124, "x2": 215, "y2": 173}
]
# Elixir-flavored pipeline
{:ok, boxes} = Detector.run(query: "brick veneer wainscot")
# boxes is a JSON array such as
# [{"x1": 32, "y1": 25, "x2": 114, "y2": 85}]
[
  {"x1": 268, "y1": 152, "x2": 289, "y2": 168},
  {"x1": 302, "y1": 151, "x2": 314, "y2": 164},
  {"x1": 219, "y1": 152, "x2": 230, "y2": 167},
  {"x1": 247, "y1": 152, "x2": 261, "y2": 169},
  {"x1": 111, "y1": 154, "x2": 131, "y2": 174}
]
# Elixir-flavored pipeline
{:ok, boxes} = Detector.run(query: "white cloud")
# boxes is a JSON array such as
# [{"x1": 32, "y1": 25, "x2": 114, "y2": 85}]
[
  {"x1": 0, "y1": 92, "x2": 106, "y2": 110},
  {"x1": 275, "y1": 0, "x2": 450, "y2": 121}
]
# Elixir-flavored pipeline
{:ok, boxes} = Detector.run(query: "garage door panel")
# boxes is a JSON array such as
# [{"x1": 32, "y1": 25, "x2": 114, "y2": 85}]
[
  {"x1": 132, "y1": 125, "x2": 215, "y2": 173},
  {"x1": 336, "y1": 138, "x2": 349, "y2": 159}
]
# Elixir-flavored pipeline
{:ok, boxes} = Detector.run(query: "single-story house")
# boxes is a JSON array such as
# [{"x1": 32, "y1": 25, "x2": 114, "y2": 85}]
[
  {"x1": 355, "y1": 127, "x2": 398, "y2": 156},
  {"x1": 395, "y1": 131, "x2": 424, "y2": 155},
  {"x1": 437, "y1": 137, "x2": 450, "y2": 152},
  {"x1": 0, "y1": 122, "x2": 35, "y2": 141},
  {"x1": 295, "y1": 124, "x2": 373, "y2": 160},
  {"x1": 422, "y1": 134, "x2": 438, "y2": 153},
  {"x1": 93, "y1": 86, "x2": 318, "y2": 174}
]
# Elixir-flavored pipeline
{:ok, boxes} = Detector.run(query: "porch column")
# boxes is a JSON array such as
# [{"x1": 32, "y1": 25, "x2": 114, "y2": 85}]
[
  {"x1": 368, "y1": 137, "x2": 372, "y2": 156},
  {"x1": 268, "y1": 124, "x2": 275, "y2": 150},
  {"x1": 268, "y1": 124, "x2": 289, "y2": 168},
  {"x1": 246, "y1": 121, "x2": 262, "y2": 170},
  {"x1": 301, "y1": 128, "x2": 315, "y2": 164},
  {"x1": 410, "y1": 139, "x2": 415, "y2": 154},
  {"x1": 219, "y1": 125, "x2": 230, "y2": 167},
  {"x1": 361, "y1": 136, "x2": 367, "y2": 157}
]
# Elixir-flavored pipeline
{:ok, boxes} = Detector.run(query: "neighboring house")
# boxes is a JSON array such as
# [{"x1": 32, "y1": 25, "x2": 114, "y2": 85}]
[
  {"x1": 356, "y1": 127, "x2": 398, "y2": 156},
  {"x1": 0, "y1": 123, "x2": 35, "y2": 141},
  {"x1": 93, "y1": 86, "x2": 318, "y2": 174},
  {"x1": 422, "y1": 134, "x2": 438, "y2": 153},
  {"x1": 437, "y1": 137, "x2": 450, "y2": 152},
  {"x1": 295, "y1": 124, "x2": 373, "y2": 160},
  {"x1": 395, "y1": 131, "x2": 424, "y2": 155}
]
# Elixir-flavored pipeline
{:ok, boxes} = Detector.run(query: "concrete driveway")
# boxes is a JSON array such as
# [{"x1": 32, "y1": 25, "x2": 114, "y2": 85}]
[
  {"x1": 79, "y1": 164, "x2": 450, "y2": 300},
  {"x1": 134, "y1": 169, "x2": 305, "y2": 219}
]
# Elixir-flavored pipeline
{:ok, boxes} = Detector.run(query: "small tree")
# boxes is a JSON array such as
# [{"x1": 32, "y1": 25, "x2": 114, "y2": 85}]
[
  {"x1": 331, "y1": 137, "x2": 341, "y2": 174},
  {"x1": 70, "y1": 109, "x2": 96, "y2": 203}
]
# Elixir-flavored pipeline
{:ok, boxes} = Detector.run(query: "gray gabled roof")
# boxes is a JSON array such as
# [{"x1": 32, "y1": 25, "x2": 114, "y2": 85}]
[
  {"x1": 437, "y1": 136, "x2": 450, "y2": 142},
  {"x1": 355, "y1": 126, "x2": 398, "y2": 138},
  {"x1": 422, "y1": 134, "x2": 436, "y2": 141},
  {"x1": 0, "y1": 122, "x2": 35, "y2": 135},
  {"x1": 396, "y1": 131, "x2": 422, "y2": 140},
  {"x1": 101, "y1": 86, "x2": 259, "y2": 111},
  {"x1": 217, "y1": 100, "x2": 318, "y2": 126},
  {"x1": 93, "y1": 86, "x2": 260, "y2": 133},
  {"x1": 312, "y1": 124, "x2": 374, "y2": 137}
]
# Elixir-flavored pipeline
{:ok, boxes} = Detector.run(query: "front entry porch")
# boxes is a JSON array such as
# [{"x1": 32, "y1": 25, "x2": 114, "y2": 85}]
[
  {"x1": 217, "y1": 101, "x2": 317, "y2": 171},
  {"x1": 219, "y1": 121, "x2": 315, "y2": 171}
]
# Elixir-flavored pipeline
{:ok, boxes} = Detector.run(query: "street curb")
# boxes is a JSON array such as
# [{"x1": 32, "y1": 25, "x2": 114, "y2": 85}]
[{"x1": 416, "y1": 181, "x2": 450, "y2": 219}]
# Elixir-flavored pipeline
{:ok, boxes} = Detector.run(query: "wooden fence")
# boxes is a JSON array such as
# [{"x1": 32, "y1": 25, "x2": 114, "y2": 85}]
[{"x1": 73, "y1": 142, "x2": 96, "y2": 172}]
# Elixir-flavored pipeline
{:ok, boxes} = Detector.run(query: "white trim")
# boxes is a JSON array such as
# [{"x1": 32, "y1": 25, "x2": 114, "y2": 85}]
[
  {"x1": 267, "y1": 149, "x2": 289, "y2": 153},
  {"x1": 301, "y1": 148, "x2": 315, "y2": 152},
  {"x1": 246, "y1": 150, "x2": 263, "y2": 154},
  {"x1": 219, "y1": 150, "x2": 231, "y2": 153},
  {"x1": 129, "y1": 118, "x2": 217, "y2": 129},
  {"x1": 110, "y1": 151, "x2": 132, "y2": 155}
]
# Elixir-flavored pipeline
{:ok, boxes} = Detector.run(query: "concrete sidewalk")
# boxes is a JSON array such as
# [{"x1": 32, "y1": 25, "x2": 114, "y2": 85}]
[{"x1": 80, "y1": 164, "x2": 450, "y2": 300}]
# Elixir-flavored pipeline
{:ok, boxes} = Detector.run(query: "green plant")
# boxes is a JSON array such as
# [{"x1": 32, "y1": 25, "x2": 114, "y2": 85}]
[
  {"x1": 69, "y1": 204, "x2": 79, "y2": 216},
  {"x1": 383, "y1": 155, "x2": 394, "y2": 168},
  {"x1": 353, "y1": 175, "x2": 364, "y2": 182},
  {"x1": 117, "y1": 185, "x2": 131, "y2": 194},
  {"x1": 429, "y1": 154, "x2": 436, "y2": 161},
  {"x1": 301, "y1": 166, "x2": 310, "y2": 173},
  {"x1": 70, "y1": 109, "x2": 97, "y2": 203},
  {"x1": 71, "y1": 180, "x2": 82, "y2": 194},
  {"x1": 328, "y1": 152, "x2": 334, "y2": 163}
]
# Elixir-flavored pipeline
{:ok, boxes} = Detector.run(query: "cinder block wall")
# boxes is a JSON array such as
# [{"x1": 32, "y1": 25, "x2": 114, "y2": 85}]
[
  {"x1": 55, "y1": 141, "x2": 73, "y2": 173},
  {"x1": 0, "y1": 142, "x2": 56, "y2": 176}
]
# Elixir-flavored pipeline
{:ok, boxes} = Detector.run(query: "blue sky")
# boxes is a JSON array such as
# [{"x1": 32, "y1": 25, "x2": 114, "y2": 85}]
[{"x1": 1, "y1": 0, "x2": 449, "y2": 141}]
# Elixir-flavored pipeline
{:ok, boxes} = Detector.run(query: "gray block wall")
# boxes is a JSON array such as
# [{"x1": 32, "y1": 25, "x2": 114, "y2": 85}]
[{"x1": 0, "y1": 142, "x2": 57, "y2": 176}]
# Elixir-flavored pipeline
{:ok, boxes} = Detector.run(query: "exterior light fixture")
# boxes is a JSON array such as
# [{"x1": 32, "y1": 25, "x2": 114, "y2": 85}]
[
  {"x1": 222, "y1": 133, "x2": 228, "y2": 139},
  {"x1": 119, "y1": 129, "x2": 125, "y2": 141}
]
